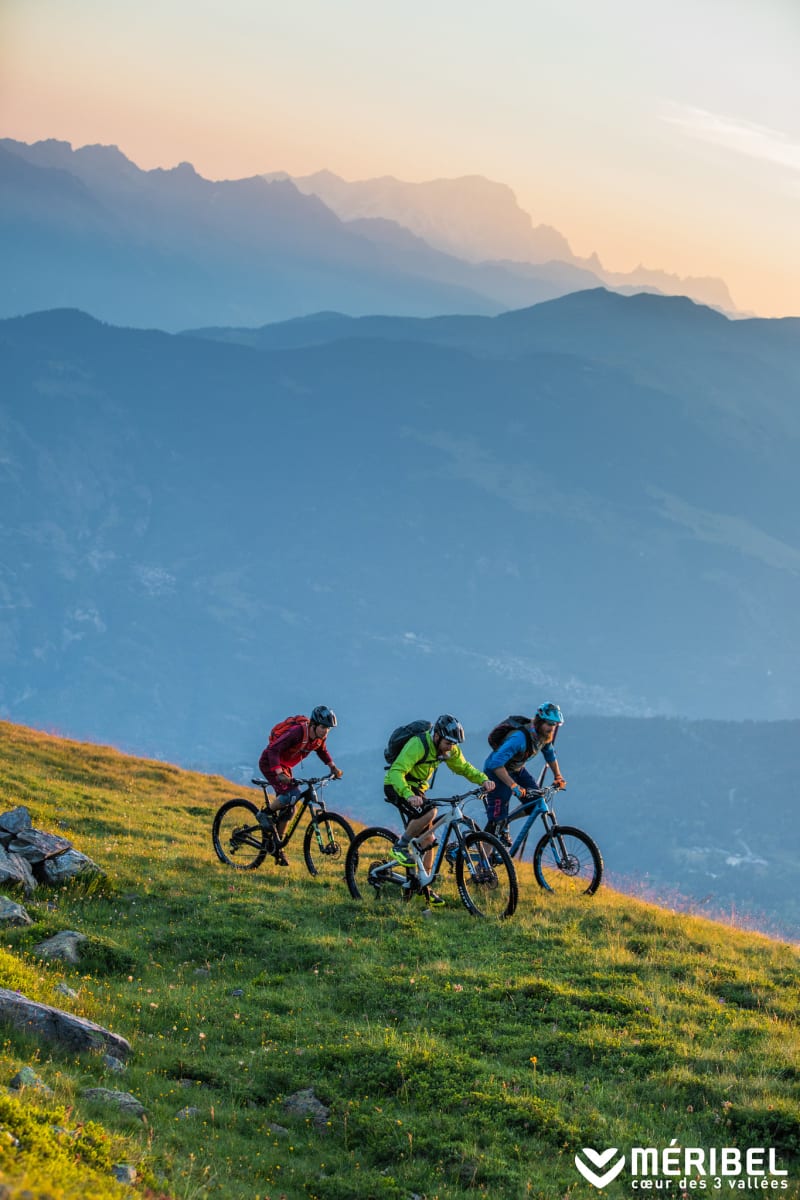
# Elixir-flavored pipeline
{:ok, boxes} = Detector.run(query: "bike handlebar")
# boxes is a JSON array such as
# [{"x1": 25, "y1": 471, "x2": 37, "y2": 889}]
[
  {"x1": 253, "y1": 774, "x2": 337, "y2": 789},
  {"x1": 426, "y1": 786, "x2": 488, "y2": 805}
]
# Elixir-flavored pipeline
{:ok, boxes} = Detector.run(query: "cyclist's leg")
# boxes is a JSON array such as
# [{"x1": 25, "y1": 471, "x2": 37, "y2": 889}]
[
  {"x1": 517, "y1": 767, "x2": 547, "y2": 817},
  {"x1": 517, "y1": 767, "x2": 537, "y2": 792},
  {"x1": 385, "y1": 786, "x2": 435, "y2": 865},
  {"x1": 416, "y1": 814, "x2": 439, "y2": 871},
  {"x1": 484, "y1": 770, "x2": 512, "y2": 836},
  {"x1": 494, "y1": 767, "x2": 542, "y2": 843},
  {"x1": 398, "y1": 804, "x2": 436, "y2": 847},
  {"x1": 265, "y1": 776, "x2": 302, "y2": 863}
]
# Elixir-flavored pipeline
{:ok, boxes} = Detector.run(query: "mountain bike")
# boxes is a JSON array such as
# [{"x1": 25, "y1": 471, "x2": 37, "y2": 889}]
[
  {"x1": 345, "y1": 787, "x2": 518, "y2": 918},
  {"x1": 211, "y1": 775, "x2": 353, "y2": 878},
  {"x1": 492, "y1": 783, "x2": 603, "y2": 896}
]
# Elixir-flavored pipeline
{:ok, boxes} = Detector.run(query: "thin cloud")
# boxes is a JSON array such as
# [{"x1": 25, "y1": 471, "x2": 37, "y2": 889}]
[
  {"x1": 370, "y1": 630, "x2": 657, "y2": 718},
  {"x1": 661, "y1": 102, "x2": 800, "y2": 174},
  {"x1": 649, "y1": 487, "x2": 800, "y2": 574}
]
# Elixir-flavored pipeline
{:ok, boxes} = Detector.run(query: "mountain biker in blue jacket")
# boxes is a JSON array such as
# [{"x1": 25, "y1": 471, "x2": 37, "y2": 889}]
[{"x1": 483, "y1": 703, "x2": 566, "y2": 842}]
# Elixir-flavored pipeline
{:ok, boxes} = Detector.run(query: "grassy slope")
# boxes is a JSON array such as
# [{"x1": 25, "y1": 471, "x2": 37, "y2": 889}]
[{"x1": 0, "y1": 719, "x2": 798, "y2": 1200}]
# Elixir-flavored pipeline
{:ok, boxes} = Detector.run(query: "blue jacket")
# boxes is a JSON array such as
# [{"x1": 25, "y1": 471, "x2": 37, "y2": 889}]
[{"x1": 484, "y1": 728, "x2": 556, "y2": 775}]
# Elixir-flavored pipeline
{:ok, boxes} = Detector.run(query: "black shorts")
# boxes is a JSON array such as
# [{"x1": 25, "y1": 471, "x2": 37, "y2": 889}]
[{"x1": 384, "y1": 784, "x2": 436, "y2": 825}]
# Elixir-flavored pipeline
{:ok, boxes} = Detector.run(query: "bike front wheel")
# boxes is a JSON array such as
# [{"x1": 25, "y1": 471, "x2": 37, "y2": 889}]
[
  {"x1": 455, "y1": 831, "x2": 517, "y2": 918},
  {"x1": 345, "y1": 827, "x2": 412, "y2": 905},
  {"x1": 532, "y1": 825, "x2": 603, "y2": 895},
  {"x1": 212, "y1": 799, "x2": 270, "y2": 870},
  {"x1": 303, "y1": 812, "x2": 354, "y2": 879}
]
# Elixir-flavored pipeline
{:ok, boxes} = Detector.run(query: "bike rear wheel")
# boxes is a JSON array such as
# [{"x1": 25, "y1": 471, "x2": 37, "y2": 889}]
[
  {"x1": 455, "y1": 831, "x2": 517, "y2": 918},
  {"x1": 212, "y1": 799, "x2": 270, "y2": 870},
  {"x1": 303, "y1": 812, "x2": 354, "y2": 879},
  {"x1": 345, "y1": 827, "x2": 412, "y2": 904},
  {"x1": 532, "y1": 825, "x2": 603, "y2": 895}
]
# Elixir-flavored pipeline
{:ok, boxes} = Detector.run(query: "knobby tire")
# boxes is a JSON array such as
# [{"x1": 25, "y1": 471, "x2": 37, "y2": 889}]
[
  {"x1": 532, "y1": 824, "x2": 603, "y2": 895},
  {"x1": 345, "y1": 826, "x2": 412, "y2": 903},
  {"x1": 211, "y1": 798, "x2": 269, "y2": 870},
  {"x1": 302, "y1": 811, "x2": 355, "y2": 879},
  {"x1": 455, "y1": 830, "x2": 518, "y2": 918}
]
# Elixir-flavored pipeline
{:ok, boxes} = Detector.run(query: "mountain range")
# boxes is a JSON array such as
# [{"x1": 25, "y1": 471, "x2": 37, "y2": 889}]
[
  {"x1": 279, "y1": 168, "x2": 737, "y2": 311},
  {"x1": 2, "y1": 288, "x2": 798, "y2": 746},
  {"x1": 1, "y1": 138, "x2": 736, "y2": 330}
]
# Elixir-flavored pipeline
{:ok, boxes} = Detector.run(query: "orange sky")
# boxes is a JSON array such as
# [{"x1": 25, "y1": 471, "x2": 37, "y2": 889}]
[{"x1": 2, "y1": 0, "x2": 799, "y2": 315}]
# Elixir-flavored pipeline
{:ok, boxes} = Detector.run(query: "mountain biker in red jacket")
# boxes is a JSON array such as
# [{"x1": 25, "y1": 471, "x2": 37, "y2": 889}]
[{"x1": 258, "y1": 705, "x2": 342, "y2": 865}]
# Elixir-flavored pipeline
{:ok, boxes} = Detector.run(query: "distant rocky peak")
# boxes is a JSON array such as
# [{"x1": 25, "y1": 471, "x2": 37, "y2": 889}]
[{"x1": 287, "y1": 168, "x2": 575, "y2": 266}]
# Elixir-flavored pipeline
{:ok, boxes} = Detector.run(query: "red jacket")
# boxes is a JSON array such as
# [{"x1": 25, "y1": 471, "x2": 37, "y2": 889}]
[{"x1": 259, "y1": 719, "x2": 333, "y2": 784}]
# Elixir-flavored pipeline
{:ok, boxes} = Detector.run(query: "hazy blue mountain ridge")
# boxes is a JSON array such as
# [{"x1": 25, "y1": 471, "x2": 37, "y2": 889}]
[
  {"x1": 282, "y1": 169, "x2": 575, "y2": 263},
  {"x1": 1, "y1": 139, "x2": 736, "y2": 330},
  {"x1": 337, "y1": 214, "x2": 606, "y2": 311},
  {"x1": 1, "y1": 293, "x2": 798, "y2": 772},
  {"x1": 283, "y1": 168, "x2": 737, "y2": 311},
  {"x1": 0, "y1": 139, "x2": 503, "y2": 328}
]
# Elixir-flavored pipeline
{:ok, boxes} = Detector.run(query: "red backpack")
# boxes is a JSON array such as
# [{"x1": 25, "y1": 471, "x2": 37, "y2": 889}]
[{"x1": 269, "y1": 714, "x2": 310, "y2": 748}]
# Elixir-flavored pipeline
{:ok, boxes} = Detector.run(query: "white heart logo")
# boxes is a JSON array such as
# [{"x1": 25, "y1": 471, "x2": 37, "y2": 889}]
[{"x1": 574, "y1": 1146, "x2": 626, "y2": 1188}]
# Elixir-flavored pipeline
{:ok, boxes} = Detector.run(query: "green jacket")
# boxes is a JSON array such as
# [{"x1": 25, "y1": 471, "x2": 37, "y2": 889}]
[{"x1": 384, "y1": 730, "x2": 487, "y2": 801}]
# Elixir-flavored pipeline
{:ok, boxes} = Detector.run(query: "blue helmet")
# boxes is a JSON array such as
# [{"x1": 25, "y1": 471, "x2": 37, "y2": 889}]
[{"x1": 536, "y1": 702, "x2": 564, "y2": 725}]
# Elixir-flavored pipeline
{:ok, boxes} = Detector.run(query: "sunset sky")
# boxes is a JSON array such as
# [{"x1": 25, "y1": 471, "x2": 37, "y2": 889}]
[{"x1": 2, "y1": 0, "x2": 798, "y2": 316}]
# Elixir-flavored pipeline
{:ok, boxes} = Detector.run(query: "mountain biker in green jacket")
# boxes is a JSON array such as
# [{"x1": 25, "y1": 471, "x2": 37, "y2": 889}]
[{"x1": 385, "y1": 714, "x2": 494, "y2": 907}]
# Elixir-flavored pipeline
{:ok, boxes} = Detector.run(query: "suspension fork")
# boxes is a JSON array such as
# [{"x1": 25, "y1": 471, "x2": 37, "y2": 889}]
[
  {"x1": 459, "y1": 823, "x2": 497, "y2": 878},
  {"x1": 447, "y1": 818, "x2": 478, "y2": 873},
  {"x1": 309, "y1": 800, "x2": 338, "y2": 849},
  {"x1": 541, "y1": 808, "x2": 570, "y2": 863}
]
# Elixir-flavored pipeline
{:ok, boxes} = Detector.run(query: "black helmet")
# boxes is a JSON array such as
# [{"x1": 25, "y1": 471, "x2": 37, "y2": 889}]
[
  {"x1": 434, "y1": 714, "x2": 465, "y2": 743},
  {"x1": 310, "y1": 705, "x2": 337, "y2": 728}
]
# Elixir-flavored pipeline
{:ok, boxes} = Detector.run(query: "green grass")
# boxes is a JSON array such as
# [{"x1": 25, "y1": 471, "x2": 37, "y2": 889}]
[{"x1": 0, "y1": 719, "x2": 798, "y2": 1199}]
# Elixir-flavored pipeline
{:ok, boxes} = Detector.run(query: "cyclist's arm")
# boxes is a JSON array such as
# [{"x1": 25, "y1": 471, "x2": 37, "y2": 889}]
[
  {"x1": 314, "y1": 741, "x2": 335, "y2": 768},
  {"x1": 541, "y1": 742, "x2": 560, "y2": 778},
  {"x1": 444, "y1": 745, "x2": 488, "y2": 786},
  {"x1": 385, "y1": 735, "x2": 431, "y2": 800},
  {"x1": 484, "y1": 730, "x2": 527, "y2": 773},
  {"x1": 547, "y1": 755, "x2": 564, "y2": 784},
  {"x1": 484, "y1": 730, "x2": 528, "y2": 791}
]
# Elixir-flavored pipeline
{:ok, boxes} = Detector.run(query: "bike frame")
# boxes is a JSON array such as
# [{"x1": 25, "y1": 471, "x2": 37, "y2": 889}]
[
  {"x1": 378, "y1": 789, "x2": 485, "y2": 891},
  {"x1": 255, "y1": 775, "x2": 333, "y2": 848},
  {"x1": 503, "y1": 784, "x2": 562, "y2": 860}
]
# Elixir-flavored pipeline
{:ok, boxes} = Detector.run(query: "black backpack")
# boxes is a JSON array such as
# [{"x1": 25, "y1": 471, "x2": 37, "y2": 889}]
[
  {"x1": 487, "y1": 715, "x2": 533, "y2": 752},
  {"x1": 384, "y1": 720, "x2": 433, "y2": 766}
]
